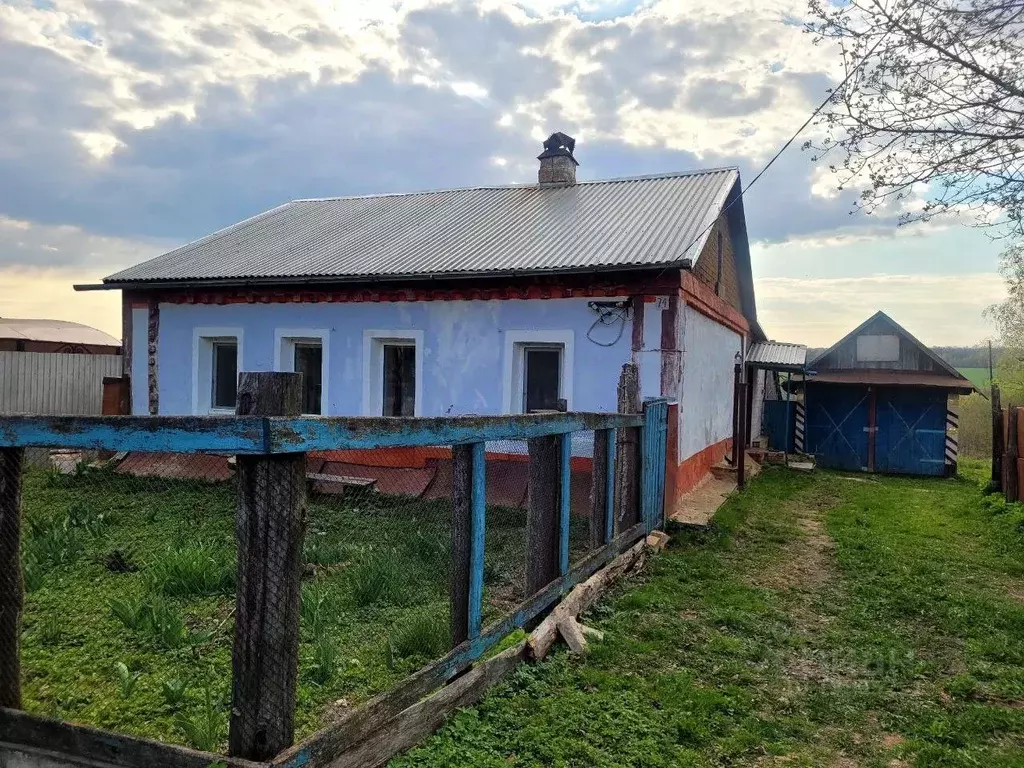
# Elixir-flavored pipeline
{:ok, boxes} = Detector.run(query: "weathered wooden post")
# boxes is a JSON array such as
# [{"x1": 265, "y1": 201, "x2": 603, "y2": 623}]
[
  {"x1": 999, "y1": 405, "x2": 1015, "y2": 507},
  {"x1": 614, "y1": 363, "x2": 641, "y2": 533},
  {"x1": 992, "y1": 384, "x2": 1004, "y2": 491},
  {"x1": 526, "y1": 435, "x2": 560, "y2": 595},
  {"x1": 0, "y1": 447, "x2": 24, "y2": 709},
  {"x1": 1009, "y1": 407, "x2": 1021, "y2": 504},
  {"x1": 590, "y1": 430, "x2": 612, "y2": 550},
  {"x1": 731, "y1": 359, "x2": 742, "y2": 467},
  {"x1": 451, "y1": 443, "x2": 486, "y2": 646},
  {"x1": 229, "y1": 372, "x2": 306, "y2": 760}
]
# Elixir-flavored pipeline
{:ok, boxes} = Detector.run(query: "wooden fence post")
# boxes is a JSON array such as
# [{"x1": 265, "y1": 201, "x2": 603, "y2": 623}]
[
  {"x1": 0, "y1": 447, "x2": 24, "y2": 710},
  {"x1": 614, "y1": 363, "x2": 641, "y2": 534},
  {"x1": 737, "y1": 379, "x2": 747, "y2": 492},
  {"x1": 229, "y1": 372, "x2": 306, "y2": 761},
  {"x1": 1007, "y1": 406, "x2": 1019, "y2": 504},
  {"x1": 451, "y1": 443, "x2": 486, "y2": 646},
  {"x1": 992, "y1": 384, "x2": 1004, "y2": 491},
  {"x1": 526, "y1": 436, "x2": 560, "y2": 596},
  {"x1": 731, "y1": 361, "x2": 742, "y2": 467},
  {"x1": 590, "y1": 430, "x2": 611, "y2": 550}
]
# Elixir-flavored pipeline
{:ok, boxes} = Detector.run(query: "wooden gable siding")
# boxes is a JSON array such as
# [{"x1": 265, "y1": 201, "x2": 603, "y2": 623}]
[
  {"x1": 692, "y1": 214, "x2": 743, "y2": 313},
  {"x1": 815, "y1": 315, "x2": 943, "y2": 373}
]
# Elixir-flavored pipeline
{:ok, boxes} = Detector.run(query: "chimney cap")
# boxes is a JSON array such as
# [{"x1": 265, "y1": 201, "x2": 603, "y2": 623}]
[{"x1": 537, "y1": 131, "x2": 579, "y2": 165}]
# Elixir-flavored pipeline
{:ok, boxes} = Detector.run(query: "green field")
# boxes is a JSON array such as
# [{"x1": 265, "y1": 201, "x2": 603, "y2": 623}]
[
  {"x1": 959, "y1": 367, "x2": 991, "y2": 389},
  {"x1": 397, "y1": 462, "x2": 1024, "y2": 767}
]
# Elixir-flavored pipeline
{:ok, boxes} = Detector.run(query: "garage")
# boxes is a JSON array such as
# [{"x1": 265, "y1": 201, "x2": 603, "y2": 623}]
[{"x1": 799, "y1": 312, "x2": 974, "y2": 476}]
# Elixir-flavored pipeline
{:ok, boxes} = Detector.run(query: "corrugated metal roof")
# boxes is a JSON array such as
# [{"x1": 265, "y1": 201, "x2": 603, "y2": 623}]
[
  {"x1": 747, "y1": 341, "x2": 807, "y2": 370},
  {"x1": 103, "y1": 169, "x2": 739, "y2": 285},
  {"x1": 0, "y1": 318, "x2": 120, "y2": 347}
]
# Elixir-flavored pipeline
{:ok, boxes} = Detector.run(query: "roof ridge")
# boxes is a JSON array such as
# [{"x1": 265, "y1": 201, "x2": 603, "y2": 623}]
[{"x1": 292, "y1": 167, "x2": 740, "y2": 204}]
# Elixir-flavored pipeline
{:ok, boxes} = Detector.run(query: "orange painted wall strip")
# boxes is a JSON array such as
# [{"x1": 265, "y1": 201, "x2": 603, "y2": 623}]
[
  {"x1": 674, "y1": 437, "x2": 733, "y2": 495},
  {"x1": 680, "y1": 272, "x2": 750, "y2": 337}
]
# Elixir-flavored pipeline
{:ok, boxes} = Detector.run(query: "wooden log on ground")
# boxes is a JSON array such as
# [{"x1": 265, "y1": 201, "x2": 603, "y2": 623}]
[
  {"x1": 527, "y1": 536, "x2": 649, "y2": 661},
  {"x1": 325, "y1": 642, "x2": 527, "y2": 768},
  {"x1": 559, "y1": 617, "x2": 588, "y2": 654},
  {"x1": 0, "y1": 447, "x2": 24, "y2": 709},
  {"x1": 230, "y1": 372, "x2": 307, "y2": 761}
]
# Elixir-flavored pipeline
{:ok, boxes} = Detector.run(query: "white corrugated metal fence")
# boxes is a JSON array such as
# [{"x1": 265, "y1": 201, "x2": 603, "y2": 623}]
[{"x1": 0, "y1": 352, "x2": 122, "y2": 415}]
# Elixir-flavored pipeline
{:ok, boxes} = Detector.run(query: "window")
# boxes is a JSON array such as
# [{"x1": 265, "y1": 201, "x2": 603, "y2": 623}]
[
  {"x1": 383, "y1": 343, "x2": 416, "y2": 417},
  {"x1": 502, "y1": 330, "x2": 574, "y2": 414},
  {"x1": 523, "y1": 346, "x2": 562, "y2": 412},
  {"x1": 294, "y1": 343, "x2": 323, "y2": 415},
  {"x1": 192, "y1": 328, "x2": 243, "y2": 415},
  {"x1": 856, "y1": 335, "x2": 899, "y2": 363},
  {"x1": 275, "y1": 329, "x2": 330, "y2": 415},
  {"x1": 362, "y1": 330, "x2": 424, "y2": 417},
  {"x1": 211, "y1": 341, "x2": 238, "y2": 409}
]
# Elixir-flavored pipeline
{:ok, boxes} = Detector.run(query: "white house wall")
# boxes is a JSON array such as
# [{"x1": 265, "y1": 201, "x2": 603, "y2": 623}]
[
  {"x1": 678, "y1": 304, "x2": 742, "y2": 461},
  {"x1": 155, "y1": 297, "x2": 665, "y2": 418}
]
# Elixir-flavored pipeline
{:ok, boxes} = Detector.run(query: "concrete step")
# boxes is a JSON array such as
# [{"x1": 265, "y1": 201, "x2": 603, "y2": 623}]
[{"x1": 710, "y1": 451, "x2": 762, "y2": 482}]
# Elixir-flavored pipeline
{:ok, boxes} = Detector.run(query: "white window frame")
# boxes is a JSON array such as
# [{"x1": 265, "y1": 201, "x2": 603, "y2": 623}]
[
  {"x1": 362, "y1": 329, "x2": 424, "y2": 417},
  {"x1": 274, "y1": 328, "x2": 330, "y2": 416},
  {"x1": 192, "y1": 327, "x2": 244, "y2": 415},
  {"x1": 502, "y1": 330, "x2": 574, "y2": 414}
]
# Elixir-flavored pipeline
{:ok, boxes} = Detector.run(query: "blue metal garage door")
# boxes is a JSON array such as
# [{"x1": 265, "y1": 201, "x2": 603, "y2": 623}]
[
  {"x1": 805, "y1": 384, "x2": 870, "y2": 471},
  {"x1": 874, "y1": 388, "x2": 947, "y2": 476}
]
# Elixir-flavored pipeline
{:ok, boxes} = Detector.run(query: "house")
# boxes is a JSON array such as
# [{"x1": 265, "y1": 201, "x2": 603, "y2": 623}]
[
  {"x1": 799, "y1": 311, "x2": 974, "y2": 475},
  {"x1": 78, "y1": 133, "x2": 769, "y2": 501},
  {"x1": 0, "y1": 318, "x2": 122, "y2": 415}
]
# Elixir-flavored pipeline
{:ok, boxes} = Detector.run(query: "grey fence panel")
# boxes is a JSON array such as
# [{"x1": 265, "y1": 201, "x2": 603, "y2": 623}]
[{"x1": 0, "y1": 352, "x2": 121, "y2": 415}]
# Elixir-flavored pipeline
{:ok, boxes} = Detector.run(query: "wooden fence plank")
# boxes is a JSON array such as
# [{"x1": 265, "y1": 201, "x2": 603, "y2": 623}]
[
  {"x1": 614, "y1": 364, "x2": 641, "y2": 533},
  {"x1": 1008, "y1": 406, "x2": 1019, "y2": 504},
  {"x1": 605, "y1": 429, "x2": 616, "y2": 543},
  {"x1": 559, "y1": 434, "x2": 572, "y2": 576},
  {"x1": 0, "y1": 412, "x2": 643, "y2": 454},
  {"x1": 269, "y1": 412, "x2": 643, "y2": 452},
  {"x1": 0, "y1": 415, "x2": 268, "y2": 453},
  {"x1": 449, "y1": 444, "x2": 472, "y2": 648},
  {"x1": 590, "y1": 430, "x2": 609, "y2": 550},
  {"x1": 469, "y1": 442, "x2": 486, "y2": 640},
  {"x1": 229, "y1": 373, "x2": 306, "y2": 761},
  {"x1": 0, "y1": 447, "x2": 23, "y2": 709},
  {"x1": 326, "y1": 643, "x2": 528, "y2": 768},
  {"x1": 0, "y1": 707, "x2": 266, "y2": 768},
  {"x1": 526, "y1": 435, "x2": 560, "y2": 596}
]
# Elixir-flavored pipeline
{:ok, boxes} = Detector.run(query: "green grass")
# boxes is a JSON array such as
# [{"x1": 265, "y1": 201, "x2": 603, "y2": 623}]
[
  {"x1": 18, "y1": 466, "x2": 552, "y2": 751},
  {"x1": 394, "y1": 465, "x2": 1024, "y2": 767},
  {"x1": 959, "y1": 367, "x2": 991, "y2": 389},
  {"x1": 16, "y1": 462, "x2": 593, "y2": 753}
]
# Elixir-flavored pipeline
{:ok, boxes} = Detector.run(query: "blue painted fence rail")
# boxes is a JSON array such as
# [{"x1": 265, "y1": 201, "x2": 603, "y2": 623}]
[{"x1": 0, "y1": 412, "x2": 643, "y2": 454}]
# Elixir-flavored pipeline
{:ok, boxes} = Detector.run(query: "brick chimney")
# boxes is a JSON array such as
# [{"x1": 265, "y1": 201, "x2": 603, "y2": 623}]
[{"x1": 538, "y1": 131, "x2": 578, "y2": 185}]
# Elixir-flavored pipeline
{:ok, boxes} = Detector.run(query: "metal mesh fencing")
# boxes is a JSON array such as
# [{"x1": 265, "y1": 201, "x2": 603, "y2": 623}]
[
  {"x1": 3, "y1": 427, "x2": 619, "y2": 755},
  {"x1": 12, "y1": 448, "x2": 236, "y2": 752}
]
